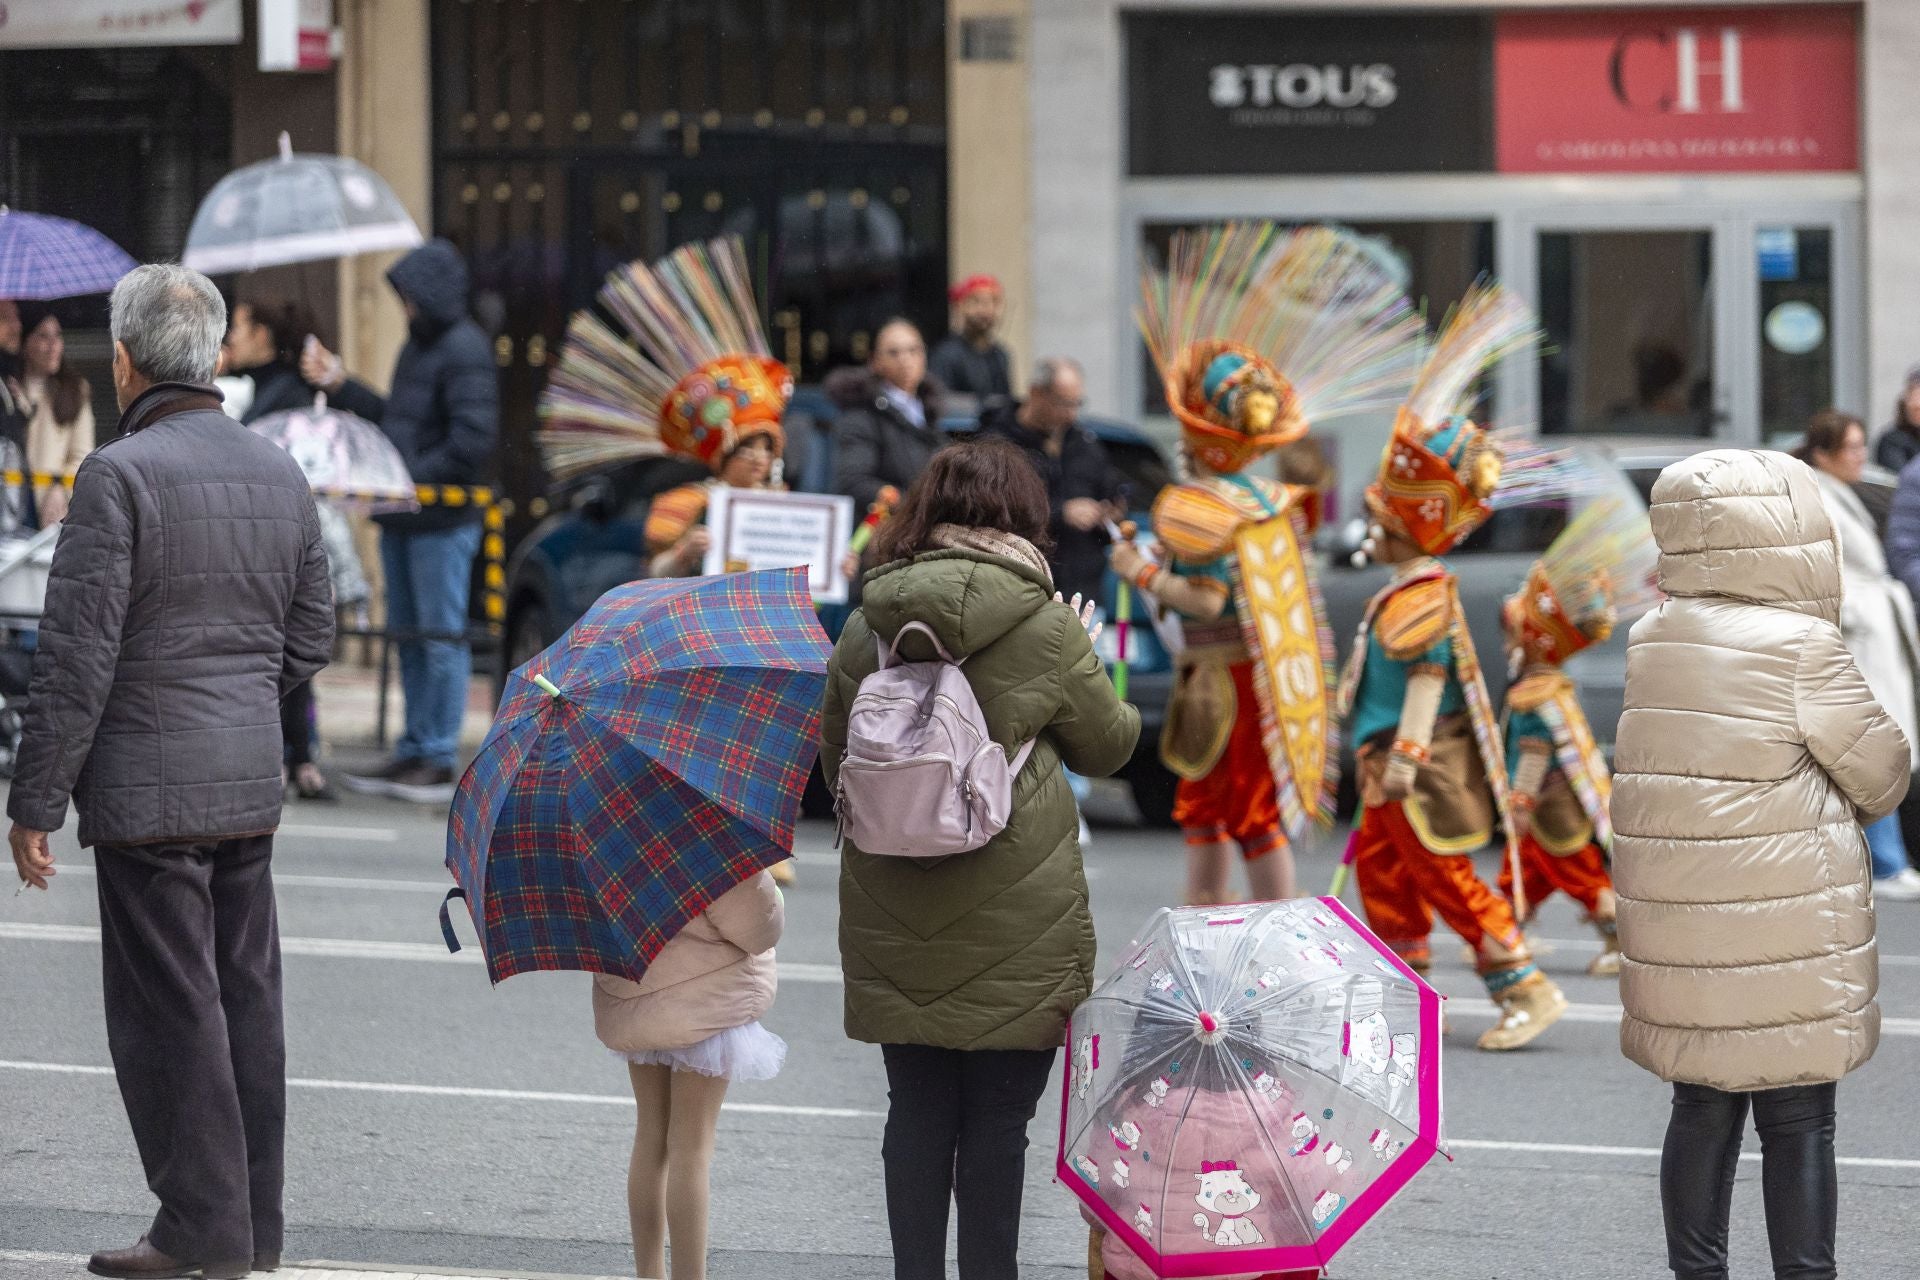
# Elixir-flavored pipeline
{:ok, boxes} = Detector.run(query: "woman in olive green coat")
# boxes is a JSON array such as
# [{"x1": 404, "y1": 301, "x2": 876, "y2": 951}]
[{"x1": 822, "y1": 440, "x2": 1140, "y2": 1280}]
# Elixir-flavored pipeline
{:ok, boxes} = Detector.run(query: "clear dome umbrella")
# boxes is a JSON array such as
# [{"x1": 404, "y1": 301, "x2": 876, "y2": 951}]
[
  {"x1": 246, "y1": 395, "x2": 417, "y2": 513},
  {"x1": 1060, "y1": 899, "x2": 1445, "y2": 1279},
  {"x1": 182, "y1": 132, "x2": 422, "y2": 274}
]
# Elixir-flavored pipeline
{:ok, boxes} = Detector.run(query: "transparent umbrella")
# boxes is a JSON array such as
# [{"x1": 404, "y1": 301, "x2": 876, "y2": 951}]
[
  {"x1": 246, "y1": 395, "x2": 416, "y2": 513},
  {"x1": 1061, "y1": 899, "x2": 1445, "y2": 1279},
  {"x1": 182, "y1": 133, "x2": 422, "y2": 274}
]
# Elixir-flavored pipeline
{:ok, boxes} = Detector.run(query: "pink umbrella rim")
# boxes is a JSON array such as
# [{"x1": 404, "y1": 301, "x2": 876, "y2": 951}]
[{"x1": 1056, "y1": 895, "x2": 1444, "y2": 1278}]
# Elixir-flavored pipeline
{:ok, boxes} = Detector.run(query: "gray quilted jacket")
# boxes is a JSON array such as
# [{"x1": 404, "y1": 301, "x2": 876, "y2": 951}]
[{"x1": 8, "y1": 383, "x2": 335, "y2": 848}]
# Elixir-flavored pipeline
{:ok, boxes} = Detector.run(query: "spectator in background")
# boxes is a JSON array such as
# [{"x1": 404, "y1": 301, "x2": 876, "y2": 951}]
[
  {"x1": 16, "y1": 304, "x2": 96, "y2": 526},
  {"x1": 929, "y1": 274, "x2": 1013, "y2": 404},
  {"x1": 224, "y1": 299, "x2": 320, "y2": 425},
  {"x1": 830, "y1": 317, "x2": 945, "y2": 514},
  {"x1": 1877, "y1": 367, "x2": 1920, "y2": 474},
  {"x1": 301, "y1": 239, "x2": 499, "y2": 804},
  {"x1": 978, "y1": 356, "x2": 1123, "y2": 607},
  {"x1": 1797, "y1": 410, "x2": 1920, "y2": 900},
  {"x1": 0, "y1": 299, "x2": 25, "y2": 460}
]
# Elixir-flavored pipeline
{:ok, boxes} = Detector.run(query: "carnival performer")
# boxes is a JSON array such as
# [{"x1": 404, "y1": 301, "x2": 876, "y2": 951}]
[
  {"x1": 1338, "y1": 283, "x2": 1569, "y2": 1052},
  {"x1": 537, "y1": 234, "x2": 799, "y2": 886},
  {"x1": 1110, "y1": 223, "x2": 1423, "y2": 904},
  {"x1": 1497, "y1": 498, "x2": 1658, "y2": 977}
]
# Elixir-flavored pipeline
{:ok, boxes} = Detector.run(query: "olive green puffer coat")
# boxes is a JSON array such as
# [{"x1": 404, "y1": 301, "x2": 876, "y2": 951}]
[{"x1": 823, "y1": 549, "x2": 1141, "y2": 1051}]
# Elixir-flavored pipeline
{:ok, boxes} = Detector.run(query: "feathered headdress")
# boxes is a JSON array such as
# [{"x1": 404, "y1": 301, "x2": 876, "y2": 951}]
[
  {"x1": 1366, "y1": 282, "x2": 1542, "y2": 556},
  {"x1": 1138, "y1": 223, "x2": 1423, "y2": 475},
  {"x1": 538, "y1": 236, "x2": 792, "y2": 478},
  {"x1": 1503, "y1": 497, "x2": 1660, "y2": 667}
]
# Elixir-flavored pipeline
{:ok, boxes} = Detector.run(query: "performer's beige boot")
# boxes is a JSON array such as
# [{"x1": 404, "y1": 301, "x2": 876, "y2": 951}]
[
  {"x1": 1586, "y1": 888, "x2": 1621, "y2": 977},
  {"x1": 1475, "y1": 935, "x2": 1568, "y2": 1052}
]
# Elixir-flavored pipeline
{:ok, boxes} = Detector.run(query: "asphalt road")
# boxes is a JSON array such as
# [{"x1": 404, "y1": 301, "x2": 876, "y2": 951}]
[{"x1": 5, "y1": 780, "x2": 1920, "y2": 1279}]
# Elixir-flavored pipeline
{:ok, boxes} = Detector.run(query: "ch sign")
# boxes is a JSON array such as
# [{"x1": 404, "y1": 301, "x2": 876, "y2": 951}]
[{"x1": 1496, "y1": 6, "x2": 1857, "y2": 173}]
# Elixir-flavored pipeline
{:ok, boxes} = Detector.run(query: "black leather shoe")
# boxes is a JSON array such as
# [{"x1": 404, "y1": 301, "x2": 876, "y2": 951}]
[
  {"x1": 87, "y1": 1236, "x2": 249, "y2": 1279},
  {"x1": 253, "y1": 1251, "x2": 280, "y2": 1273}
]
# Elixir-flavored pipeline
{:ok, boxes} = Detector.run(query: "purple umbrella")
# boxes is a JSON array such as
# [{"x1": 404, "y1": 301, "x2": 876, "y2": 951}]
[{"x1": 0, "y1": 208, "x2": 138, "y2": 301}]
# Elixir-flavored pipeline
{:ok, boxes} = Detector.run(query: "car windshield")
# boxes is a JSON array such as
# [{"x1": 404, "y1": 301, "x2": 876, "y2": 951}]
[{"x1": 1451, "y1": 503, "x2": 1572, "y2": 555}]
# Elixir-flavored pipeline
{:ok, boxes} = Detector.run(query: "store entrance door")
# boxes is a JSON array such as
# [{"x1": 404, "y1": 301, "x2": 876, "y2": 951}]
[{"x1": 1501, "y1": 203, "x2": 1862, "y2": 446}]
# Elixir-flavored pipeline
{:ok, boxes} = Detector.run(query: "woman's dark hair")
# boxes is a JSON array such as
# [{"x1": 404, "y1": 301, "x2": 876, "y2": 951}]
[
  {"x1": 1792, "y1": 408, "x2": 1865, "y2": 465},
  {"x1": 240, "y1": 298, "x2": 325, "y2": 367},
  {"x1": 874, "y1": 439, "x2": 1053, "y2": 563},
  {"x1": 18, "y1": 305, "x2": 88, "y2": 426}
]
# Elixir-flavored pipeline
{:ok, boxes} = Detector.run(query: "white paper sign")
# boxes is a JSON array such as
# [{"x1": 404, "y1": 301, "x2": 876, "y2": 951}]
[
  {"x1": 0, "y1": 0, "x2": 243, "y2": 48},
  {"x1": 702, "y1": 488, "x2": 856, "y2": 604}
]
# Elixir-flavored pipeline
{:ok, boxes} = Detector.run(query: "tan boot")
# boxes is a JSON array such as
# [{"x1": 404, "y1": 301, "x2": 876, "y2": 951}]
[
  {"x1": 1088, "y1": 1227, "x2": 1107, "y2": 1280},
  {"x1": 1476, "y1": 970, "x2": 1569, "y2": 1051},
  {"x1": 770, "y1": 859, "x2": 796, "y2": 886},
  {"x1": 1586, "y1": 889, "x2": 1621, "y2": 977}
]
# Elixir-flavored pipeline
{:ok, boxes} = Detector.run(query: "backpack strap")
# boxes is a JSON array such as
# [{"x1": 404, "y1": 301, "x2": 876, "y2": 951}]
[
  {"x1": 1008, "y1": 738, "x2": 1037, "y2": 776},
  {"x1": 877, "y1": 619, "x2": 962, "y2": 669}
]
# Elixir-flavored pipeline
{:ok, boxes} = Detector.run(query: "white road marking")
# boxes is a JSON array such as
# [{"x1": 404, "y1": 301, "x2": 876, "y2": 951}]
[
  {"x1": 278, "y1": 824, "x2": 402, "y2": 843},
  {"x1": 1447, "y1": 1137, "x2": 1920, "y2": 1171},
  {"x1": 0, "y1": 1060, "x2": 880, "y2": 1119},
  {"x1": 0, "y1": 1251, "x2": 625, "y2": 1279},
  {"x1": 0, "y1": 922, "x2": 849, "y2": 984},
  {"x1": 4, "y1": 1061, "x2": 1917, "y2": 1172},
  {"x1": 46, "y1": 863, "x2": 452, "y2": 894},
  {"x1": 1440, "y1": 996, "x2": 1920, "y2": 1037}
]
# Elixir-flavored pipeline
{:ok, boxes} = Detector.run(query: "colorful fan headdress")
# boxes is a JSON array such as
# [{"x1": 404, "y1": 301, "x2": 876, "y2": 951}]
[
  {"x1": 1366, "y1": 283, "x2": 1542, "y2": 556},
  {"x1": 538, "y1": 236, "x2": 792, "y2": 478},
  {"x1": 1503, "y1": 497, "x2": 1660, "y2": 667},
  {"x1": 1139, "y1": 223, "x2": 1423, "y2": 475}
]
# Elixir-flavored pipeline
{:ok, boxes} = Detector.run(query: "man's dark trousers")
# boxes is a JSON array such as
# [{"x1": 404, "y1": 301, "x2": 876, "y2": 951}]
[{"x1": 94, "y1": 835, "x2": 284, "y2": 1263}]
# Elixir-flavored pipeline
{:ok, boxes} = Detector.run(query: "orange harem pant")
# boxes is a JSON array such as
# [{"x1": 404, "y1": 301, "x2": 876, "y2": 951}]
[
  {"x1": 1173, "y1": 660, "x2": 1284, "y2": 861},
  {"x1": 1354, "y1": 800, "x2": 1524, "y2": 968},
  {"x1": 1499, "y1": 835, "x2": 1613, "y2": 918}
]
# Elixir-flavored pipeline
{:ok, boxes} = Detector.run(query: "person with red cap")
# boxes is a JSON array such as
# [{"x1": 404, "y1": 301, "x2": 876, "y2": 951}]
[{"x1": 930, "y1": 272, "x2": 1014, "y2": 403}]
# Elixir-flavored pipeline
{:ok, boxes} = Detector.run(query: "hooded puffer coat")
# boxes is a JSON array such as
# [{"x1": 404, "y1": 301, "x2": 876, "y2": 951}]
[
  {"x1": 1613, "y1": 449, "x2": 1911, "y2": 1090},
  {"x1": 823, "y1": 548, "x2": 1140, "y2": 1051}
]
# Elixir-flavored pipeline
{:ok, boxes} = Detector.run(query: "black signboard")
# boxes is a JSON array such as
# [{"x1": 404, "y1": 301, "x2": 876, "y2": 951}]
[{"x1": 1127, "y1": 11, "x2": 1493, "y2": 177}]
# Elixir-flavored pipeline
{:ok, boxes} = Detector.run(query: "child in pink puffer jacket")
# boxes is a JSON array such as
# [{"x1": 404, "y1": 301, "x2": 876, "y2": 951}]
[{"x1": 593, "y1": 870, "x2": 784, "y2": 1280}]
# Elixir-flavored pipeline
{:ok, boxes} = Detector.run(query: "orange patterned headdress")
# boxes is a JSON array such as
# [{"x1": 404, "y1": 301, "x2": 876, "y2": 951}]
[
  {"x1": 662, "y1": 354, "x2": 791, "y2": 472},
  {"x1": 1139, "y1": 223, "x2": 1422, "y2": 475},
  {"x1": 1366, "y1": 282, "x2": 1541, "y2": 557},
  {"x1": 1366, "y1": 410, "x2": 1503, "y2": 556},
  {"x1": 538, "y1": 236, "x2": 791, "y2": 479},
  {"x1": 1501, "y1": 497, "x2": 1658, "y2": 667}
]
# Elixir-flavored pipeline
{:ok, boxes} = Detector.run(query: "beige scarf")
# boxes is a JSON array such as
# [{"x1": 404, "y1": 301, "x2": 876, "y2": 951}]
[{"x1": 930, "y1": 523, "x2": 1054, "y2": 586}]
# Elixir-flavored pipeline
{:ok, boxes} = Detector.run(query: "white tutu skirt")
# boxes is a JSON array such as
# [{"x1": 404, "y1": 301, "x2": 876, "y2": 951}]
[{"x1": 614, "y1": 1020, "x2": 786, "y2": 1082}]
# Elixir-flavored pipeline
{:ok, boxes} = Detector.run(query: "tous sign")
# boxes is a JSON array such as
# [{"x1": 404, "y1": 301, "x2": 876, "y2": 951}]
[{"x1": 1208, "y1": 64, "x2": 1398, "y2": 112}]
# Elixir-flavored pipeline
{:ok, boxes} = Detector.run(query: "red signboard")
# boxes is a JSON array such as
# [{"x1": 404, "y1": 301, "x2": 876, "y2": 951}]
[{"x1": 1495, "y1": 7, "x2": 1858, "y2": 174}]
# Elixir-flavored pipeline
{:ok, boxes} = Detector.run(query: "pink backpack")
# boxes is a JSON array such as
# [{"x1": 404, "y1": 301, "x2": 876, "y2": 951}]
[{"x1": 835, "y1": 621, "x2": 1036, "y2": 857}]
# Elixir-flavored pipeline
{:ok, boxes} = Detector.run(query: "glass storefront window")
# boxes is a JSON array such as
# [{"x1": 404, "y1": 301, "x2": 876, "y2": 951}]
[
  {"x1": 1757, "y1": 227, "x2": 1834, "y2": 445},
  {"x1": 1537, "y1": 229, "x2": 1716, "y2": 437}
]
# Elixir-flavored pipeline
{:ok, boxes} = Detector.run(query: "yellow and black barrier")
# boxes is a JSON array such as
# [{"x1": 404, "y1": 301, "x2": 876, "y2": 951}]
[{"x1": 1, "y1": 473, "x2": 512, "y2": 632}]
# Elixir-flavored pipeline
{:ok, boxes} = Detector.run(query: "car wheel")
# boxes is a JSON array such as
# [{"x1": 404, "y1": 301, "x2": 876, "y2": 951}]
[
  {"x1": 1123, "y1": 760, "x2": 1178, "y2": 829},
  {"x1": 498, "y1": 601, "x2": 553, "y2": 704}
]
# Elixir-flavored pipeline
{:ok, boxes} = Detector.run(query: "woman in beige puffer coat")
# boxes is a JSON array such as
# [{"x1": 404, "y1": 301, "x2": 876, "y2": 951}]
[{"x1": 1613, "y1": 448, "x2": 1909, "y2": 1280}]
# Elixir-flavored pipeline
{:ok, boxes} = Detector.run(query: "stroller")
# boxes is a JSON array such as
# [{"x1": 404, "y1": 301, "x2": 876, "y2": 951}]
[{"x1": 0, "y1": 524, "x2": 58, "y2": 778}]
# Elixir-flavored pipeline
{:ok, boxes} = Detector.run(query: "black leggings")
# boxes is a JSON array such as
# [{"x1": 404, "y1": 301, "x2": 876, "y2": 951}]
[
  {"x1": 880, "y1": 1044, "x2": 1056, "y2": 1280},
  {"x1": 1662, "y1": 1081, "x2": 1838, "y2": 1280}
]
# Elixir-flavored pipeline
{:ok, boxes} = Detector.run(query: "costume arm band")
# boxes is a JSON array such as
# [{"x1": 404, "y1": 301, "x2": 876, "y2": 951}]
[
  {"x1": 1393, "y1": 665, "x2": 1447, "y2": 758},
  {"x1": 1511, "y1": 739, "x2": 1552, "y2": 806},
  {"x1": 1142, "y1": 568, "x2": 1229, "y2": 623}
]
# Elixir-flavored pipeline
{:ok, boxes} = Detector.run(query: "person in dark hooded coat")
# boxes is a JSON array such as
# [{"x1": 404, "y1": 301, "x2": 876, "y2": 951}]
[{"x1": 301, "y1": 239, "x2": 499, "y2": 802}]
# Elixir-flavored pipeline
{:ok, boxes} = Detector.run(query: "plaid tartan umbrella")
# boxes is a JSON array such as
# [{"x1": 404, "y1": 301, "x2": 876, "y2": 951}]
[
  {"x1": 0, "y1": 208, "x2": 138, "y2": 301},
  {"x1": 441, "y1": 567, "x2": 830, "y2": 984}
]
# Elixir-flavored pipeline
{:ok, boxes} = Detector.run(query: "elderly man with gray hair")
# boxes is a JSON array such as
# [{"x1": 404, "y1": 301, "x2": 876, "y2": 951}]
[{"x1": 7, "y1": 264, "x2": 334, "y2": 1279}]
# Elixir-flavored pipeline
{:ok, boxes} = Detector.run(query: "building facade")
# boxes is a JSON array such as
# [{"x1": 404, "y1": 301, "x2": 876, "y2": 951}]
[{"x1": 969, "y1": 0, "x2": 1911, "y2": 510}]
